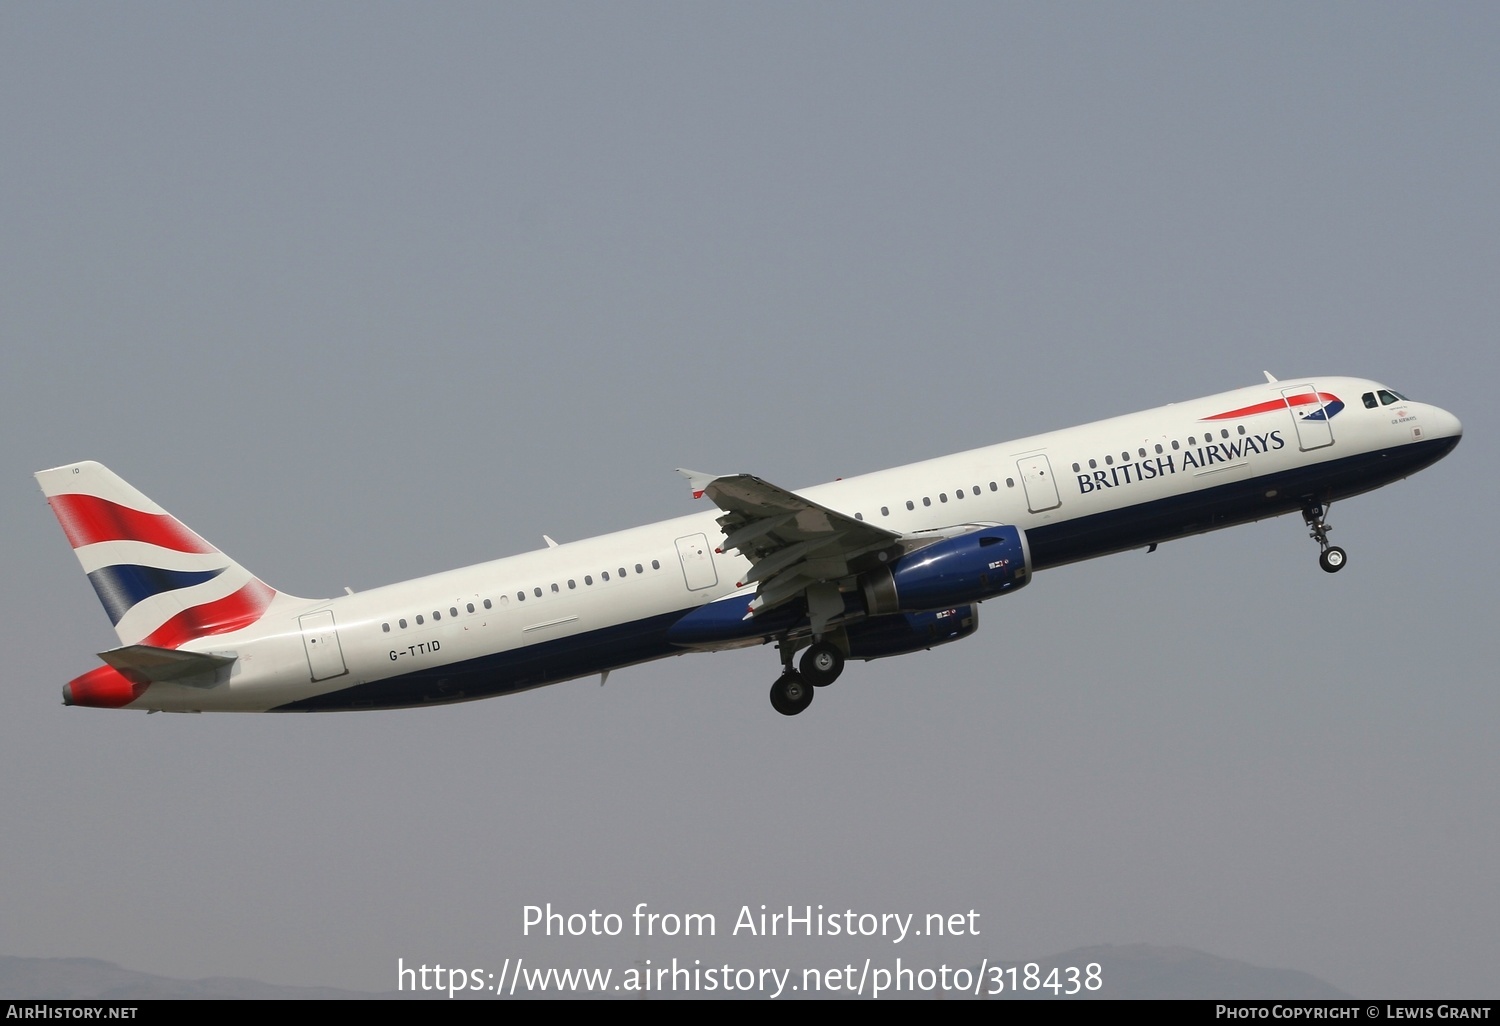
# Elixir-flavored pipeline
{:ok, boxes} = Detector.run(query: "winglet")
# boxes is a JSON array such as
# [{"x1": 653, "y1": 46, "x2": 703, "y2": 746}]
[{"x1": 676, "y1": 468, "x2": 720, "y2": 501}]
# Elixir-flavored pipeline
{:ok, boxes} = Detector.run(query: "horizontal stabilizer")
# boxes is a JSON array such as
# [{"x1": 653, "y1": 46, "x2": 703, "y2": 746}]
[{"x1": 98, "y1": 645, "x2": 236, "y2": 687}]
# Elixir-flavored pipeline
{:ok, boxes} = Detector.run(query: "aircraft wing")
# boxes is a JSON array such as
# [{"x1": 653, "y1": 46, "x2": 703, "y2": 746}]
[{"x1": 677, "y1": 469, "x2": 902, "y2": 614}]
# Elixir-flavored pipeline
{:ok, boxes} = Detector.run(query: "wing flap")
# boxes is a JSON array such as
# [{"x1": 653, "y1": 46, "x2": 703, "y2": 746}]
[{"x1": 679, "y1": 470, "x2": 902, "y2": 620}]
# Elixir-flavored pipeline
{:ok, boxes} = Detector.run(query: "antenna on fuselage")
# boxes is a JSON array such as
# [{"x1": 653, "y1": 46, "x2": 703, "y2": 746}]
[{"x1": 1263, "y1": 371, "x2": 1279, "y2": 383}]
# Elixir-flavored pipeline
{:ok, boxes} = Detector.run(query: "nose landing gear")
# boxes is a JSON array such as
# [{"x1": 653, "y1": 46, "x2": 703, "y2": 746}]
[{"x1": 1302, "y1": 502, "x2": 1347, "y2": 573}]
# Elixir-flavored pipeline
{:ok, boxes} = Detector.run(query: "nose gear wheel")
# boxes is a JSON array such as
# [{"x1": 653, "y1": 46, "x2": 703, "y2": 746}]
[{"x1": 1302, "y1": 502, "x2": 1347, "y2": 573}]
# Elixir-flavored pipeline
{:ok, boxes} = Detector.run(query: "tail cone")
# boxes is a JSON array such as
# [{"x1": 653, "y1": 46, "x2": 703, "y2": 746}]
[{"x1": 64, "y1": 665, "x2": 147, "y2": 709}]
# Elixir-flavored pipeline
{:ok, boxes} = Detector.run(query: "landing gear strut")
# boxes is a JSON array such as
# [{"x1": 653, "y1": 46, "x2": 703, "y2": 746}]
[{"x1": 1302, "y1": 502, "x2": 1347, "y2": 574}]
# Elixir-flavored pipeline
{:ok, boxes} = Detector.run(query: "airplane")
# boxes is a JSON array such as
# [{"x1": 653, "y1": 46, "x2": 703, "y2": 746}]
[{"x1": 37, "y1": 373, "x2": 1461, "y2": 717}]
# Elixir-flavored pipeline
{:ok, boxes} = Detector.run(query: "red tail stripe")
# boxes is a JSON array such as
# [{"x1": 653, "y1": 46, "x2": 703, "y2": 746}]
[
  {"x1": 48, "y1": 493, "x2": 217, "y2": 553},
  {"x1": 141, "y1": 579, "x2": 276, "y2": 649},
  {"x1": 1202, "y1": 392, "x2": 1335, "y2": 421}
]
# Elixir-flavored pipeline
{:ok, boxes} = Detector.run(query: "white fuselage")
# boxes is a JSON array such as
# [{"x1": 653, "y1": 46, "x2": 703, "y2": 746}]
[{"x1": 56, "y1": 376, "x2": 1462, "y2": 712}]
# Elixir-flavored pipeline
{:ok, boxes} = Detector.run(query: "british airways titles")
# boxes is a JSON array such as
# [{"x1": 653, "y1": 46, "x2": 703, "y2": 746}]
[{"x1": 1076, "y1": 430, "x2": 1286, "y2": 495}]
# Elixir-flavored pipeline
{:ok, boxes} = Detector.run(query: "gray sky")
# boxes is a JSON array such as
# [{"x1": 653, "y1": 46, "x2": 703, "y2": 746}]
[{"x1": 2, "y1": 3, "x2": 1495, "y2": 998}]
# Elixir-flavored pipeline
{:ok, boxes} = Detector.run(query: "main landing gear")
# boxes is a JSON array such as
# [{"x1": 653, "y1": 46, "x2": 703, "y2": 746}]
[
  {"x1": 768, "y1": 637, "x2": 847, "y2": 716},
  {"x1": 799, "y1": 640, "x2": 845, "y2": 687},
  {"x1": 1302, "y1": 501, "x2": 1347, "y2": 574},
  {"x1": 769, "y1": 672, "x2": 813, "y2": 716}
]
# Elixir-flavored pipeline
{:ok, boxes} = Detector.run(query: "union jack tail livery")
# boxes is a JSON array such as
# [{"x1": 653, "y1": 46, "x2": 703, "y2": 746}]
[{"x1": 36, "y1": 458, "x2": 291, "y2": 644}]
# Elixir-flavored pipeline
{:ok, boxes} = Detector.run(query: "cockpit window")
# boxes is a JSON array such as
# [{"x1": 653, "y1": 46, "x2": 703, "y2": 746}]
[{"x1": 1367, "y1": 389, "x2": 1413, "y2": 408}]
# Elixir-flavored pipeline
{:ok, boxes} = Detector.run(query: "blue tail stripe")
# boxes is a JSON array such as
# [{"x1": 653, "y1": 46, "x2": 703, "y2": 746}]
[{"x1": 86, "y1": 565, "x2": 226, "y2": 625}]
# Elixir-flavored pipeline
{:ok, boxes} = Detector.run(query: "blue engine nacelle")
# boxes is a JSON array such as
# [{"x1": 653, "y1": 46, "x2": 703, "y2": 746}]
[
  {"x1": 844, "y1": 605, "x2": 979, "y2": 660},
  {"x1": 861, "y1": 525, "x2": 1030, "y2": 615}
]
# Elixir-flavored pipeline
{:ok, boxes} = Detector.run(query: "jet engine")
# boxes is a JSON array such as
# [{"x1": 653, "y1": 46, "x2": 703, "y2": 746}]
[{"x1": 861, "y1": 525, "x2": 1030, "y2": 616}]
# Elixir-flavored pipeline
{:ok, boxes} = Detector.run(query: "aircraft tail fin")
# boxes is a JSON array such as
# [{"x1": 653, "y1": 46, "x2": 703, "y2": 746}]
[{"x1": 35, "y1": 461, "x2": 282, "y2": 648}]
